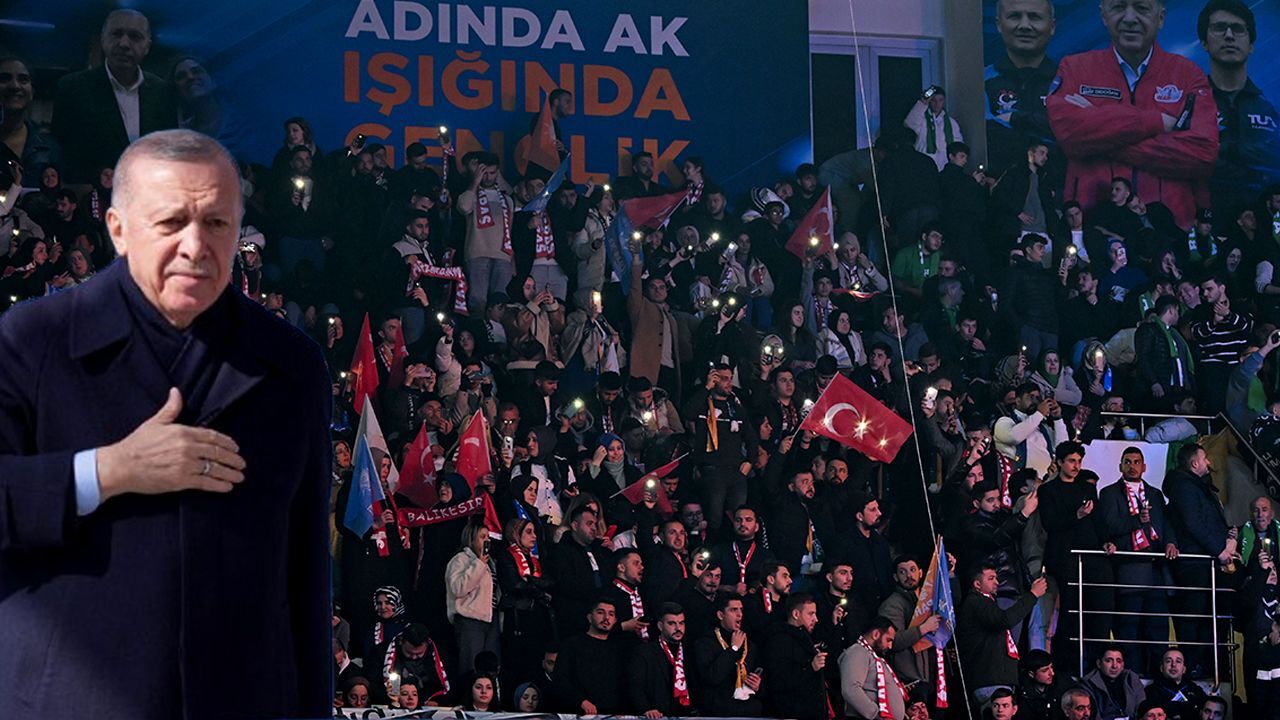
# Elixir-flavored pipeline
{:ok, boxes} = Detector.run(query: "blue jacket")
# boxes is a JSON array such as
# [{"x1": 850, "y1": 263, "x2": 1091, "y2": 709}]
[
  {"x1": 0, "y1": 261, "x2": 332, "y2": 718},
  {"x1": 1211, "y1": 77, "x2": 1280, "y2": 218}
]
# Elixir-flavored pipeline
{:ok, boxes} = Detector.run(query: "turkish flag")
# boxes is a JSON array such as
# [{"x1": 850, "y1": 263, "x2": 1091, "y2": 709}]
[
  {"x1": 396, "y1": 424, "x2": 438, "y2": 509},
  {"x1": 387, "y1": 322, "x2": 409, "y2": 389},
  {"x1": 784, "y1": 188, "x2": 835, "y2": 260},
  {"x1": 454, "y1": 410, "x2": 503, "y2": 536},
  {"x1": 615, "y1": 453, "x2": 686, "y2": 514},
  {"x1": 798, "y1": 373, "x2": 913, "y2": 463},
  {"x1": 521, "y1": 97, "x2": 561, "y2": 174},
  {"x1": 349, "y1": 313, "x2": 379, "y2": 415}
]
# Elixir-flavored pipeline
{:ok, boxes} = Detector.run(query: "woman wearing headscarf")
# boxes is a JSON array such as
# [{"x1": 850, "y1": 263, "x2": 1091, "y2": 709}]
[
  {"x1": 364, "y1": 586, "x2": 411, "y2": 655},
  {"x1": 580, "y1": 433, "x2": 642, "y2": 501},
  {"x1": 497, "y1": 470, "x2": 550, "y2": 552},
  {"x1": 509, "y1": 425, "x2": 576, "y2": 526},
  {"x1": 1029, "y1": 349, "x2": 1082, "y2": 406},
  {"x1": 817, "y1": 308, "x2": 867, "y2": 369},
  {"x1": 496, "y1": 517, "x2": 555, "y2": 695}
]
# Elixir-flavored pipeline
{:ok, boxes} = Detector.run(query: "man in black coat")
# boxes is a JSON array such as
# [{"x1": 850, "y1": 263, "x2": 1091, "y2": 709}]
[
  {"x1": 840, "y1": 493, "x2": 896, "y2": 611},
  {"x1": 1099, "y1": 446, "x2": 1180, "y2": 674},
  {"x1": 552, "y1": 598, "x2": 626, "y2": 714},
  {"x1": 714, "y1": 505, "x2": 774, "y2": 594},
  {"x1": 1163, "y1": 443, "x2": 1233, "y2": 675},
  {"x1": 955, "y1": 480, "x2": 1034, "y2": 605},
  {"x1": 937, "y1": 141, "x2": 993, "y2": 274},
  {"x1": 644, "y1": 518, "x2": 693, "y2": 610},
  {"x1": 763, "y1": 594, "x2": 833, "y2": 720},
  {"x1": 1000, "y1": 233, "x2": 1061, "y2": 358},
  {"x1": 693, "y1": 594, "x2": 764, "y2": 716},
  {"x1": 673, "y1": 560, "x2": 723, "y2": 639},
  {"x1": 743, "y1": 560, "x2": 793, "y2": 638},
  {"x1": 0, "y1": 131, "x2": 331, "y2": 718},
  {"x1": 52, "y1": 10, "x2": 177, "y2": 182},
  {"x1": 1037, "y1": 441, "x2": 1114, "y2": 672},
  {"x1": 766, "y1": 465, "x2": 837, "y2": 580},
  {"x1": 630, "y1": 602, "x2": 698, "y2": 716},
  {"x1": 548, "y1": 503, "x2": 609, "y2": 637}
]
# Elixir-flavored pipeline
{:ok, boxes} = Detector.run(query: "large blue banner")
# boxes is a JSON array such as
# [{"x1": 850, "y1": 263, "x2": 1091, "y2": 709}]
[{"x1": 6, "y1": 1, "x2": 811, "y2": 195}]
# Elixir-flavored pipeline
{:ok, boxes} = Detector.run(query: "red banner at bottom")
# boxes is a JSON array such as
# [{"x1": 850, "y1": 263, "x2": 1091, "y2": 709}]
[{"x1": 397, "y1": 496, "x2": 486, "y2": 528}]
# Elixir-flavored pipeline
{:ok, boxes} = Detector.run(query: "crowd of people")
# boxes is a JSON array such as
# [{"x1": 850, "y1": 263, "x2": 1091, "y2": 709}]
[{"x1": 7, "y1": 1, "x2": 1280, "y2": 719}]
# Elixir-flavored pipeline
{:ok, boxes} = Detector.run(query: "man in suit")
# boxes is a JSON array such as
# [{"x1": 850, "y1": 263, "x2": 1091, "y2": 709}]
[
  {"x1": 1099, "y1": 446, "x2": 1179, "y2": 674},
  {"x1": 0, "y1": 130, "x2": 332, "y2": 718},
  {"x1": 53, "y1": 9, "x2": 177, "y2": 182}
]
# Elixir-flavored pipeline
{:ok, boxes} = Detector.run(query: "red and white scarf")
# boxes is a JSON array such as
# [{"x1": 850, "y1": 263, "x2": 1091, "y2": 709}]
[
  {"x1": 935, "y1": 648, "x2": 948, "y2": 709},
  {"x1": 1125, "y1": 481, "x2": 1157, "y2": 551},
  {"x1": 384, "y1": 634, "x2": 450, "y2": 701},
  {"x1": 997, "y1": 454, "x2": 1015, "y2": 510},
  {"x1": 733, "y1": 540, "x2": 757, "y2": 585},
  {"x1": 980, "y1": 592, "x2": 1019, "y2": 658},
  {"x1": 534, "y1": 211, "x2": 554, "y2": 259},
  {"x1": 614, "y1": 579, "x2": 649, "y2": 640},
  {"x1": 475, "y1": 189, "x2": 514, "y2": 256},
  {"x1": 860, "y1": 638, "x2": 907, "y2": 720},
  {"x1": 686, "y1": 181, "x2": 704, "y2": 206},
  {"x1": 661, "y1": 639, "x2": 691, "y2": 707},
  {"x1": 508, "y1": 544, "x2": 542, "y2": 578},
  {"x1": 406, "y1": 258, "x2": 470, "y2": 315}
]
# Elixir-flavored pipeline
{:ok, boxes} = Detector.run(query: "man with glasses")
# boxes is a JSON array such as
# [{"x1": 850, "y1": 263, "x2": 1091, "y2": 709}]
[{"x1": 1199, "y1": 0, "x2": 1280, "y2": 218}]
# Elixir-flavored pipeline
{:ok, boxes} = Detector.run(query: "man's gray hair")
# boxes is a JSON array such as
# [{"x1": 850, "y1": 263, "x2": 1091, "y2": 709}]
[
  {"x1": 996, "y1": 0, "x2": 1056, "y2": 20},
  {"x1": 1060, "y1": 687, "x2": 1090, "y2": 713},
  {"x1": 102, "y1": 8, "x2": 151, "y2": 38},
  {"x1": 113, "y1": 129, "x2": 239, "y2": 212}
]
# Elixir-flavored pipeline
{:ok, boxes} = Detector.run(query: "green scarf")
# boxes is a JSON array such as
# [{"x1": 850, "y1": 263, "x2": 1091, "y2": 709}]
[
  {"x1": 926, "y1": 109, "x2": 956, "y2": 155},
  {"x1": 1153, "y1": 319, "x2": 1194, "y2": 377}
]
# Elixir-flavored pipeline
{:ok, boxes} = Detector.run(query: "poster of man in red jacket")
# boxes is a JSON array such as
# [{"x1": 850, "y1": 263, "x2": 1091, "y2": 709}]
[{"x1": 1047, "y1": 0, "x2": 1219, "y2": 229}]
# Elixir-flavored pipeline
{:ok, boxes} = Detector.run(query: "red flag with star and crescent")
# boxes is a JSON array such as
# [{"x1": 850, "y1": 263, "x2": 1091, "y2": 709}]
[
  {"x1": 784, "y1": 188, "x2": 835, "y2": 259},
  {"x1": 349, "y1": 313, "x2": 379, "y2": 416},
  {"x1": 454, "y1": 410, "x2": 504, "y2": 537},
  {"x1": 798, "y1": 373, "x2": 913, "y2": 463},
  {"x1": 396, "y1": 424, "x2": 439, "y2": 509}
]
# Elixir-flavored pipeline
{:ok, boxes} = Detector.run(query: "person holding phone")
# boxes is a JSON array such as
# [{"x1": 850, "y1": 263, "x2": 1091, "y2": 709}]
[{"x1": 446, "y1": 521, "x2": 502, "y2": 676}]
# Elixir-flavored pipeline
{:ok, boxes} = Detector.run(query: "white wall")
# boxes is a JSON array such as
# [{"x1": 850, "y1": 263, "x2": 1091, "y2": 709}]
[{"x1": 809, "y1": 0, "x2": 943, "y2": 38}]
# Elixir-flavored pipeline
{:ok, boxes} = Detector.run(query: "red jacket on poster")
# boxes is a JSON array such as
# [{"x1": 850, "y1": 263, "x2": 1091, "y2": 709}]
[{"x1": 1047, "y1": 44, "x2": 1218, "y2": 229}]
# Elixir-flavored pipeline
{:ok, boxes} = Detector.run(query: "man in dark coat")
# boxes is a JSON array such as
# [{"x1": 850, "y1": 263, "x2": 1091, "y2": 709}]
[
  {"x1": 1163, "y1": 443, "x2": 1232, "y2": 675},
  {"x1": 548, "y1": 503, "x2": 609, "y2": 637},
  {"x1": 0, "y1": 130, "x2": 331, "y2": 718},
  {"x1": 52, "y1": 10, "x2": 177, "y2": 182},
  {"x1": 693, "y1": 594, "x2": 764, "y2": 716},
  {"x1": 1099, "y1": 446, "x2": 1180, "y2": 674},
  {"x1": 1037, "y1": 441, "x2": 1114, "y2": 672},
  {"x1": 553, "y1": 597, "x2": 626, "y2": 714},
  {"x1": 630, "y1": 602, "x2": 697, "y2": 717},
  {"x1": 643, "y1": 518, "x2": 693, "y2": 610},
  {"x1": 763, "y1": 594, "x2": 833, "y2": 720}
]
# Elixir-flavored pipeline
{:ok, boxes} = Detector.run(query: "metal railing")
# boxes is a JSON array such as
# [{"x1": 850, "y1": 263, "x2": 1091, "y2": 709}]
[
  {"x1": 1217, "y1": 413, "x2": 1280, "y2": 500},
  {"x1": 1098, "y1": 412, "x2": 1217, "y2": 437},
  {"x1": 1068, "y1": 549, "x2": 1236, "y2": 687}
]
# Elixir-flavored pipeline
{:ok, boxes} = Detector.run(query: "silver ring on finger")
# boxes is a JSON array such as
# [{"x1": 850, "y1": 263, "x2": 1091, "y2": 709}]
[{"x1": 200, "y1": 459, "x2": 212, "y2": 476}]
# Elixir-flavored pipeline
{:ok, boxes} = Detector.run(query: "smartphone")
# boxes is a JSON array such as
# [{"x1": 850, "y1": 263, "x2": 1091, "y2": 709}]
[
  {"x1": 924, "y1": 386, "x2": 938, "y2": 411},
  {"x1": 503, "y1": 436, "x2": 514, "y2": 454}
]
